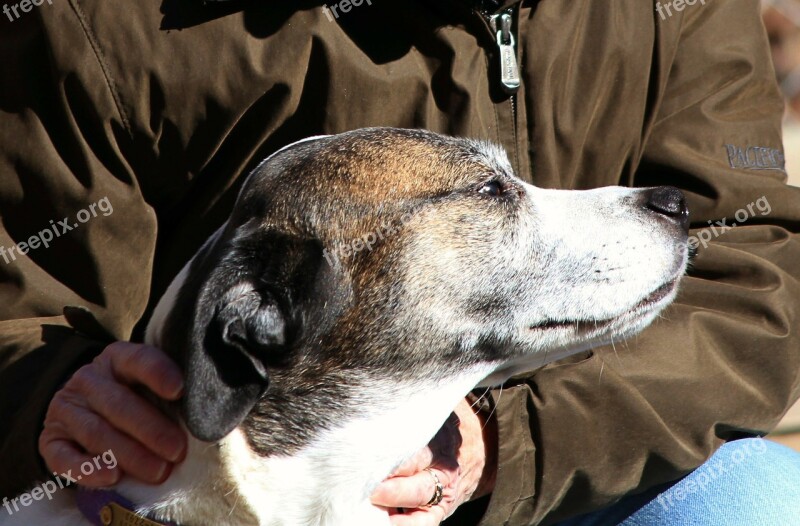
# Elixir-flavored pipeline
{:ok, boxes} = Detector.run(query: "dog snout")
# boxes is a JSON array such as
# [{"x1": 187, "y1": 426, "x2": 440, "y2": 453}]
[{"x1": 644, "y1": 186, "x2": 689, "y2": 233}]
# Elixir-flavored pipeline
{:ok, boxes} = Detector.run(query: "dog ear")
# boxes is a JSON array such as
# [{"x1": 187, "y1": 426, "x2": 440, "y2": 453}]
[
  {"x1": 183, "y1": 278, "x2": 289, "y2": 442},
  {"x1": 172, "y1": 223, "x2": 323, "y2": 443}
]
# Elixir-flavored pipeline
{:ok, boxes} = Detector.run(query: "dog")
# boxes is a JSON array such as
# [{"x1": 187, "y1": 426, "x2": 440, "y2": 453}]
[{"x1": 2, "y1": 128, "x2": 690, "y2": 526}]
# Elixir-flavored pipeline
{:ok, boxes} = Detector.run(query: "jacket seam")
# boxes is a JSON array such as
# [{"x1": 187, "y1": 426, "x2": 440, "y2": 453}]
[
  {"x1": 66, "y1": 0, "x2": 133, "y2": 138},
  {"x1": 513, "y1": 390, "x2": 530, "y2": 524}
]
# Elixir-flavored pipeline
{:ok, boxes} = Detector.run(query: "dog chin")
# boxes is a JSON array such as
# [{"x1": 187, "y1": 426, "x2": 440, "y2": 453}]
[
  {"x1": 524, "y1": 276, "x2": 682, "y2": 352},
  {"x1": 478, "y1": 276, "x2": 683, "y2": 388},
  {"x1": 584, "y1": 277, "x2": 682, "y2": 344}
]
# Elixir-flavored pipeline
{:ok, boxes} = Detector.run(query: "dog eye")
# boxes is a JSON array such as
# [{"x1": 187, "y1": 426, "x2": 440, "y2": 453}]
[{"x1": 478, "y1": 180, "x2": 504, "y2": 197}]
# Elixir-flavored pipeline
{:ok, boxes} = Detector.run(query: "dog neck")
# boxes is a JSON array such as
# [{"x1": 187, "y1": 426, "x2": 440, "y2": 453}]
[
  {"x1": 111, "y1": 367, "x2": 493, "y2": 526},
  {"x1": 140, "y1": 245, "x2": 498, "y2": 524}
]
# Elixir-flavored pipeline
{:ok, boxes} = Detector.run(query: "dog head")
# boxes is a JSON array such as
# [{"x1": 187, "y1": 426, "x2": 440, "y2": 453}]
[{"x1": 146, "y1": 128, "x2": 689, "y2": 448}]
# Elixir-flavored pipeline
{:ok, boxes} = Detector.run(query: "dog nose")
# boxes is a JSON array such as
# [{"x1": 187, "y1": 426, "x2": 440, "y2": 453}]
[{"x1": 645, "y1": 186, "x2": 689, "y2": 233}]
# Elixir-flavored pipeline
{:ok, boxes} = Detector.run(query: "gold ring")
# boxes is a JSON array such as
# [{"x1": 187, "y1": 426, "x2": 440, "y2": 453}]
[{"x1": 423, "y1": 468, "x2": 444, "y2": 507}]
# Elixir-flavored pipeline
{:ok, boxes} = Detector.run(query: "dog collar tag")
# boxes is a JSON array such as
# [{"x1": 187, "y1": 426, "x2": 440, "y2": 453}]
[
  {"x1": 76, "y1": 489, "x2": 176, "y2": 526},
  {"x1": 99, "y1": 502, "x2": 167, "y2": 526}
]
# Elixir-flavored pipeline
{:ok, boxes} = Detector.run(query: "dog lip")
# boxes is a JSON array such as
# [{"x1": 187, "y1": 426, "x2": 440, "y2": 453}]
[{"x1": 528, "y1": 279, "x2": 679, "y2": 331}]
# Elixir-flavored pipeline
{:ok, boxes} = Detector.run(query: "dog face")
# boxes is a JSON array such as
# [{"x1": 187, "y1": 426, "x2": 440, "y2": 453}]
[{"x1": 148, "y1": 127, "x2": 689, "y2": 453}]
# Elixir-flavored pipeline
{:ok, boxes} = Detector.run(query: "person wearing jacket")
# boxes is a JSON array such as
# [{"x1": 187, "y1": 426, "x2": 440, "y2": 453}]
[{"x1": 1, "y1": 0, "x2": 800, "y2": 524}]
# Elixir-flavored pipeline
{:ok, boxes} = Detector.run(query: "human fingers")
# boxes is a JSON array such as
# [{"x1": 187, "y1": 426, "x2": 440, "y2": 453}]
[
  {"x1": 372, "y1": 466, "x2": 456, "y2": 509},
  {"x1": 75, "y1": 366, "x2": 186, "y2": 463},
  {"x1": 100, "y1": 342, "x2": 184, "y2": 400},
  {"x1": 38, "y1": 436, "x2": 120, "y2": 488},
  {"x1": 40, "y1": 394, "x2": 172, "y2": 485}
]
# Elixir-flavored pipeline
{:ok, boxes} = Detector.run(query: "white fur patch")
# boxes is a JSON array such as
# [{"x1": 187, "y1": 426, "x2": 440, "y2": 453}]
[{"x1": 222, "y1": 368, "x2": 495, "y2": 526}]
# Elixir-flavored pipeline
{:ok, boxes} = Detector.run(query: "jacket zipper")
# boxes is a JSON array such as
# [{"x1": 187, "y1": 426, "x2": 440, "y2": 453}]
[
  {"x1": 488, "y1": 10, "x2": 521, "y2": 96},
  {"x1": 484, "y1": 8, "x2": 520, "y2": 151}
]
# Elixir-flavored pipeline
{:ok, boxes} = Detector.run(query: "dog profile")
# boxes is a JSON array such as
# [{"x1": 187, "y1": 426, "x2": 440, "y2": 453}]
[{"x1": 3, "y1": 128, "x2": 690, "y2": 526}]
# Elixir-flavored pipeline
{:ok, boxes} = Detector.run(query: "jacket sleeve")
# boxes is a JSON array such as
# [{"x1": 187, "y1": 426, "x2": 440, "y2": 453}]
[
  {"x1": 0, "y1": 11, "x2": 156, "y2": 496},
  {"x1": 474, "y1": 1, "x2": 800, "y2": 525}
]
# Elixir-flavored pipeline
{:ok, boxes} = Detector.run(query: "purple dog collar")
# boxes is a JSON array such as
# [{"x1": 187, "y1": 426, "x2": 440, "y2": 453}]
[{"x1": 75, "y1": 488, "x2": 176, "y2": 526}]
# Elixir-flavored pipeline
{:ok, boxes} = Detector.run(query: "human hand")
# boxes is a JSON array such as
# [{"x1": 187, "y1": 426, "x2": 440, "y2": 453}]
[
  {"x1": 39, "y1": 342, "x2": 187, "y2": 487},
  {"x1": 371, "y1": 397, "x2": 497, "y2": 525}
]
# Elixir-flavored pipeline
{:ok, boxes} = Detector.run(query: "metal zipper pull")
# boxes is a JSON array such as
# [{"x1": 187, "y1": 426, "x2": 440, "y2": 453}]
[{"x1": 492, "y1": 11, "x2": 520, "y2": 94}]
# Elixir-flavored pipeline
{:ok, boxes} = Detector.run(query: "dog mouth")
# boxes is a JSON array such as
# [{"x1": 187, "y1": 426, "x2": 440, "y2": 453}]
[{"x1": 528, "y1": 279, "x2": 679, "y2": 332}]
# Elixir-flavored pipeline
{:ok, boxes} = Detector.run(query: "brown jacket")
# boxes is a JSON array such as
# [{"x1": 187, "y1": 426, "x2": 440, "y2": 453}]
[{"x1": 1, "y1": 0, "x2": 799, "y2": 524}]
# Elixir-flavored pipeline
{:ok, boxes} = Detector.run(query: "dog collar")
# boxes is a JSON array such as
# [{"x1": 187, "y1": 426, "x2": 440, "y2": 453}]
[{"x1": 75, "y1": 488, "x2": 176, "y2": 526}]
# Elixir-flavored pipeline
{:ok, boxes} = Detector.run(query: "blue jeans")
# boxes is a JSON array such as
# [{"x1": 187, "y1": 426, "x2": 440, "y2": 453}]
[{"x1": 557, "y1": 438, "x2": 800, "y2": 526}]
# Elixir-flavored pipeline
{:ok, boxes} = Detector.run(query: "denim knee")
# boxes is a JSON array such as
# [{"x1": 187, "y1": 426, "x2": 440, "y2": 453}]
[{"x1": 623, "y1": 438, "x2": 800, "y2": 526}]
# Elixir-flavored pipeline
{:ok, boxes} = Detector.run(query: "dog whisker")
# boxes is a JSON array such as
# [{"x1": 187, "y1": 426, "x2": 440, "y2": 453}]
[
  {"x1": 610, "y1": 337, "x2": 623, "y2": 366},
  {"x1": 228, "y1": 493, "x2": 240, "y2": 517},
  {"x1": 481, "y1": 385, "x2": 503, "y2": 433},
  {"x1": 470, "y1": 387, "x2": 491, "y2": 410}
]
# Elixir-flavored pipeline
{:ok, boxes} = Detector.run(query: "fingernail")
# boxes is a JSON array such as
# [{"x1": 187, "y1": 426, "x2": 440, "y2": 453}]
[
  {"x1": 153, "y1": 461, "x2": 171, "y2": 483},
  {"x1": 166, "y1": 436, "x2": 186, "y2": 463},
  {"x1": 166, "y1": 377, "x2": 184, "y2": 399},
  {"x1": 102, "y1": 467, "x2": 121, "y2": 488}
]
